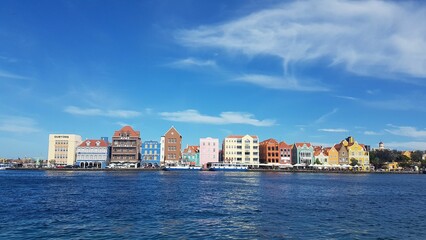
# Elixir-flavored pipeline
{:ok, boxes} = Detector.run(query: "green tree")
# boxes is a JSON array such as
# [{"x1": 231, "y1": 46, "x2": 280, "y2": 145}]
[
  {"x1": 350, "y1": 158, "x2": 359, "y2": 167},
  {"x1": 411, "y1": 151, "x2": 423, "y2": 162},
  {"x1": 314, "y1": 158, "x2": 322, "y2": 165}
]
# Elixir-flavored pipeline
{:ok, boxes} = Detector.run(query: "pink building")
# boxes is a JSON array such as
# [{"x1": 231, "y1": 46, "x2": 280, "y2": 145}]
[{"x1": 199, "y1": 137, "x2": 219, "y2": 167}]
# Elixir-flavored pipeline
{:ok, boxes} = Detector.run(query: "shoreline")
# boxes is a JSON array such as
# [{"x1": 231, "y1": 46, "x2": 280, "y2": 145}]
[{"x1": 3, "y1": 168, "x2": 422, "y2": 174}]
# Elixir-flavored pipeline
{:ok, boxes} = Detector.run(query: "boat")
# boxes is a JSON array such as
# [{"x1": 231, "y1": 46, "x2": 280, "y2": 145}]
[
  {"x1": 163, "y1": 164, "x2": 202, "y2": 171},
  {"x1": 208, "y1": 163, "x2": 248, "y2": 171},
  {"x1": 0, "y1": 164, "x2": 11, "y2": 170}
]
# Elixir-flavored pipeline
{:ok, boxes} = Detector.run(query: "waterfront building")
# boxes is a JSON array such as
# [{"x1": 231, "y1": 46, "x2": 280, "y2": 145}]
[
  {"x1": 199, "y1": 137, "x2": 219, "y2": 167},
  {"x1": 335, "y1": 137, "x2": 370, "y2": 170},
  {"x1": 163, "y1": 126, "x2": 182, "y2": 165},
  {"x1": 278, "y1": 141, "x2": 292, "y2": 165},
  {"x1": 141, "y1": 140, "x2": 161, "y2": 167},
  {"x1": 76, "y1": 138, "x2": 110, "y2": 168},
  {"x1": 402, "y1": 151, "x2": 411, "y2": 159},
  {"x1": 313, "y1": 147, "x2": 328, "y2": 164},
  {"x1": 335, "y1": 142, "x2": 349, "y2": 165},
  {"x1": 222, "y1": 135, "x2": 259, "y2": 167},
  {"x1": 291, "y1": 143, "x2": 314, "y2": 165},
  {"x1": 48, "y1": 134, "x2": 82, "y2": 166},
  {"x1": 259, "y1": 138, "x2": 280, "y2": 164},
  {"x1": 110, "y1": 125, "x2": 141, "y2": 168},
  {"x1": 182, "y1": 145, "x2": 200, "y2": 166},
  {"x1": 325, "y1": 146, "x2": 339, "y2": 165},
  {"x1": 160, "y1": 136, "x2": 165, "y2": 165}
]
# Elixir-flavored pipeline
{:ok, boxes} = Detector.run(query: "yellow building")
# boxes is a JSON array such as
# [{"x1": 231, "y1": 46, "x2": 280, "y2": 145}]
[
  {"x1": 48, "y1": 134, "x2": 82, "y2": 166},
  {"x1": 384, "y1": 162, "x2": 399, "y2": 171},
  {"x1": 223, "y1": 135, "x2": 259, "y2": 167},
  {"x1": 402, "y1": 151, "x2": 412, "y2": 159},
  {"x1": 325, "y1": 146, "x2": 339, "y2": 165},
  {"x1": 337, "y1": 137, "x2": 370, "y2": 171}
]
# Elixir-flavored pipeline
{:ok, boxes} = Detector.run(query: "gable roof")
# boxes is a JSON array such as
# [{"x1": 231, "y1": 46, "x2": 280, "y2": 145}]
[
  {"x1": 164, "y1": 126, "x2": 182, "y2": 137},
  {"x1": 183, "y1": 145, "x2": 199, "y2": 153},
  {"x1": 294, "y1": 142, "x2": 312, "y2": 148},
  {"x1": 260, "y1": 138, "x2": 278, "y2": 145},
  {"x1": 279, "y1": 141, "x2": 291, "y2": 148},
  {"x1": 78, "y1": 139, "x2": 109, "y2": 147},
  {"x1": 113, "y1": 125, "x2": 140, "y2": 137}
]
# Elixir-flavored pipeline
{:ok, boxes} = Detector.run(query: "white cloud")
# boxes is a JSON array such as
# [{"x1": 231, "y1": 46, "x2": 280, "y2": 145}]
[
  {"x1": 386, "y1": 142, "x2": 426, "y2": 151},
  {"x1": 315, "y1": 108, "x2": 338, "y2": 124},
  {"x1": 169, "y1": 58, "x2": 217, "y2": 68},
  {"x1": 364, "y1": 131, "x2": 382, "y2": 136},
  {"x1": 385, "y1": 125, "x2": 426, "y2": 138},
  {"x1": 235, "y1": 74, "x2": 329, "y2": 92},
  {"x1": 177, "y1": 0, "x2": 426, "y2": 81},
  {"x1": 159, "y1": 109, "x2": 276, "y2": 127},
  {"x1": 335, "y1": 95, "x2": 359, "y2": 101},
  {"x1": 64, "y1": 106, "x2": 141, "y2": 118},
  {"x1": 318, "y1": 128, "x2": 348, "y2": 133},
  {"x1": 0, "y1": 116, "x2": 41, "y2": 133},
  {"x1": 0, "y1": 70, "x2": 32, "y2": 80}
]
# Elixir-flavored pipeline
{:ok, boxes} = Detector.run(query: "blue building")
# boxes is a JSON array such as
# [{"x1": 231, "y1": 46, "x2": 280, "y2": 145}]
[{"x1": 141, "y1": 140, "x2": 161, "y2": 168}]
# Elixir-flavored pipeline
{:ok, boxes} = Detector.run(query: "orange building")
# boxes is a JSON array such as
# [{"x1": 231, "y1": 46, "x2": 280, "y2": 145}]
[
  {"x1": 259, "y1": 138, "x2": 280, "y2": 164},
  {"x1": 278, "y1": 141, "x2": 292, "y2": 164},
  {"x1": 163, "y1": 126, "x2": 182, "y2": 164}
]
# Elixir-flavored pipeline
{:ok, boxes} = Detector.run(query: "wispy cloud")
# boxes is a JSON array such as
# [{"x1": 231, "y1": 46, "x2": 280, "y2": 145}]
[
  {"x1": 235, "y1": 74, "x2": 329, "y2": 92},
  {"x1": 385, "y1": 125, "x2": 426, "y2": 138},
  {"x1": 318, "y1": 128, "x2": 348, "y2": 133},
  {"x1": 159, "y1": 109, "x2": 276, "y2": 127},
  {"x1": 177, "y1": 0, "x2": 426, "y2": 81},
  {"x1": 169, "y1": 58, "x2": 217, "y2": 68},
  {"x1": 64, "y1": 106, "x2": 141, "y2": 118},
  {"x1": 335, "y1": 95, "x2": 359, "y2": 101},
  {"x1": 364, "y1": 131, "x2": 382, "y2": 136},
  {"x1": 315, "y1": 108, "x2": 338, "y2": 124},
  {"x1": 386, "y1": 142, "x2": 426, "y2": 151},
  {"x1": 0, "y1": 70, "x2": 32, "y2": 80},
  {"x1": 0, "y1": 116, "x2": 41, "y2": 133}
]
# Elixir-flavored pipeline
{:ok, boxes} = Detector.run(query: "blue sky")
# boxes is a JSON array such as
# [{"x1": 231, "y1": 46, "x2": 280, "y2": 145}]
[{"x1": 1, "y1": 0, "x2": 426, "y2": 158}]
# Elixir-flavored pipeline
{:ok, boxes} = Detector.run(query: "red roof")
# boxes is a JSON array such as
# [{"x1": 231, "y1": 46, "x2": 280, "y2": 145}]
[
  {"x1": 79, "y1": 139, "x2": 108, "y2": 147},
  {"x1": 113, "y1": 125, "x2": 140, "y2": 137},
  {"x1": 279, "y1": 141, "x2": 291, "y2": 148},
  {"x1": 260, "y1": 138, "x2": 278, "y2": 145},
  {"x1": 294, "y1": 142, "x2": 312, "y2": 148},
  {"x1": 183, "y1": 145, "x2": 199, "y2": 153}
]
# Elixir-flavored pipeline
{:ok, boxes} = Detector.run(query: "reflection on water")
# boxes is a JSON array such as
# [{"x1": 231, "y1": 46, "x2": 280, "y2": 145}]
[{"x1": 0, "y1": 171, "x2": 425, "y2": 239}]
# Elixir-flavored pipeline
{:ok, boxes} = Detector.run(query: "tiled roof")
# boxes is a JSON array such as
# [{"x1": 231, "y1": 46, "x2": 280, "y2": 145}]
[
  {"x1": 183, "y1": 145, "x2": 199, "y2": 153},
  {"x1": 260, "y1": 138, "x2": 278, "y2": 145},
  {"x1": 279, "y1": 141, "x2": 291, "y2": 148},
  {"x1": 294, "y1": 142, "x2": 312, "y2": 148},
  {"x1": 78, "y1": 139, "x2": 108, "y2": 147},
  {"x1": 113, "y1": 126, "x2": 140, "y2": 137}
]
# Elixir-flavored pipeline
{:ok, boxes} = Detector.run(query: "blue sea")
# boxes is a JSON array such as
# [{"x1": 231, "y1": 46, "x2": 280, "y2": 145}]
[{"x1": 1, "y1": 170, "x2": 425, "y2": 239}]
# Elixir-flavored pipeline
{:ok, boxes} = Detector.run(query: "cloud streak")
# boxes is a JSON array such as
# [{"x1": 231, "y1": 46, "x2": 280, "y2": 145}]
[
  {"x1": 169, "y1": 58, "x2": 217, "y2": 69},
  {"x1": 235, "y1": 74, "x2": 329, "y2": 92},
  {"x1": 318, "y1": 128, "x2": 348, "y2": 133},
  {"x1": 64, "y1": 106, "x2": 141, "y2": 118},
  {"x1": 160, "y1": 109, "x2": 276, "y2": 127},
  {"x1": 0, "y1": 70, "x2": 32, "y2": 80},
  {"x1": 0, "y1": 116, "x2": 41, "y2": 133},
  {"x1": 177, "y1": 0, "x2": 426, "y2": 81},
  {"x1": 315, "y1": 108, "x2": 338, "y2": 124},
  {"x1": 385, "y1": 125, "x2": 426, "y2": 138}
]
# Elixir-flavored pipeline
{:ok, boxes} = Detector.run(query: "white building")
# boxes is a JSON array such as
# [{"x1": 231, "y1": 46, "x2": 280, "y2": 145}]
[
  {"x1": 222, "y1": 135, "x2": 259, "y2": 167},
  {"x1": 48, "y1": 134, "x2": 82, "y2": 166},
  {"x1": 160, "y1": 136, "x2": 165, "y2": 166},
  {"x1": 76, "y1": 138, "x2": 110, "y2": 168},
  {"x1": 199, "y1": 137, "x2": 219, "y2": 167}
]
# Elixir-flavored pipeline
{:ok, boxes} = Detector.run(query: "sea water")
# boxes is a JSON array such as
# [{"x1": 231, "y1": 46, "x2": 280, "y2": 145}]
[{"x1": 1, "y1": 170, "x2": 425, "y2": 239}]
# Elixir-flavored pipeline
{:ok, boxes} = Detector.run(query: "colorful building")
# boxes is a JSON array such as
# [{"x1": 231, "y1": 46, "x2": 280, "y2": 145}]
[
  {"x1": 163, "y1": 126, "x2": 182, "y2": 165},
  {"x1": 76, "y1": 138, "x2": 110, "y2": 168},
  {"x1": 110, "y1": 125, "x2": 141, "y2": 168},
  {"x1": 199, "y1": 137, "x2": 219, "y2": 167},
  {"x1": 182, "y1": 145, "x2": 200, "y2": 166},
  {"x1": 279, "y1": 141, "x2": 292, "y2": 164},
  {"x1": 259, "y1": 138, "x2": 280, "y2": 164},
  {"x1": 291, "y1": 143, "x2": 314, "y2": 165},
  {"x1": 223, "y1": 135, "x2": 259, "y2": 167},
  {"x1": 48, "y1": 134, "x2": 82, "y2": 166},
  {"x1": 325, "y1": 146, "x2": 339, "y2": 165},
  {"x1": 141, "y1": 140, "x2": 161, "y2": 167},
  {"x1": 336, "y1": 136, "x2": 370, "y2": 170},
  {"x1": 313, "y1": 147, "x2": 328, "y2": 164}
]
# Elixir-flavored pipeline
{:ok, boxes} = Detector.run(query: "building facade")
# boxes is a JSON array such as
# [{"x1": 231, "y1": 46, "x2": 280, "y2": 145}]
[
  {"x1": 199, "y1": 137, "x2": 219, "y2": 167},
  {"x1": 291, "y1": 143, "x2": 314, "y2": 165},
  {"x1": 160, "y1": 136, "x2": 165, "y2": 165},
  {"x1": 163, "y1": 126, "x2": 182, "y2": 165},
  {"x1": 110, "y1": 126, "x2": 141, "y2": 168},
  {"x1": 182, "y1": 145, "x2": 200, "y2": 166},
  {"x1": 325, "y1": 146, "x2": 339, "y2": 165},
  {"x1": 76, "y1": 138, "x2": 110, "y2": 168},
  {"x1": 222, "y1": 135, "x2": 259, "y2": 167},
  {"x1": 259, "y1": 138, "x2": 280, "y2": 164},
  {"x1": 48, "y1": 134, "x2": 82, "y2": 166},
  {"x1": 141, "y1": 140, "x2": 161, "y2": 167},
  {"x1": 314, "y1": 147, "x2": 328, "y2": 164},
  {"x1": 278, "y1": 141, "x2": 292, "y2": 165}
]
